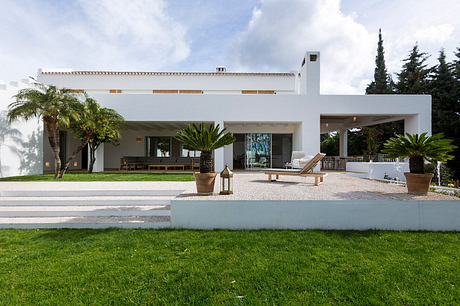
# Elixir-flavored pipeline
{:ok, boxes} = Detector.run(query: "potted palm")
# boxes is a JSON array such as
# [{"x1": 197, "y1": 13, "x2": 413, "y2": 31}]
[
  {"x1": 382, "y1": 133, "x2": 456, "y2": 195},
  {"x1": 176, "y1": 123, "x2": 235, "y2": 194}
]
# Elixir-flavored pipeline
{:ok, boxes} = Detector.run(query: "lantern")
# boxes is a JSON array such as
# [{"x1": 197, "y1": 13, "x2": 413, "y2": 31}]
[{"x1": 220, "y1": 164, "x2": 233, "y2": 195}]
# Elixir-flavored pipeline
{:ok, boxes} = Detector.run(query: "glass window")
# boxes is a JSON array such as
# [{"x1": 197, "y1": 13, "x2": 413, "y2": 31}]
[
  {"x1": 147, "y1": 137, "x2": 171, "y2": 157},
  {"x1": 181, "y1": 144, "x2": 201, "y2": 157}
]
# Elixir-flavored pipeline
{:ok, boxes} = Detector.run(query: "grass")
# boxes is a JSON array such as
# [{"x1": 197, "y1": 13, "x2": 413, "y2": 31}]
[
  {"x1": 0, "y1": 172, "x2": 195, "y2": 182},
  {"x1": 0, "y1": 230, "x2": 458, "y2": 304}
]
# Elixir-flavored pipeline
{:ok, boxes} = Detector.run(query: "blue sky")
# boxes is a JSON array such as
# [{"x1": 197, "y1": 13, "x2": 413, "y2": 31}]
[{"x1": 0, "y1": 0, "x2": 458, "y2": 94}]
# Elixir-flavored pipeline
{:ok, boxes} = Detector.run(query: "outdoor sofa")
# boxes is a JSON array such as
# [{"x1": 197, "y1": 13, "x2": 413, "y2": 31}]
[{"x1": 119, "y1": 156, "x2": 199, "y2": 171}]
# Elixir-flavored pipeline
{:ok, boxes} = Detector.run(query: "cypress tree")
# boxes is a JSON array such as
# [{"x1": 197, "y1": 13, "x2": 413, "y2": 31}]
[
  {"x1": 361, "y1": 29, "x2": 400, "y2": 153},
  {"x1": 455, "y1": 47, "x2": 460, "y2": 81},
  {"x1": 395, "y1": 44, "x2": 431, "y2": 94},
  {"x1": 366, "y1": 29, "x2": 393, "y2": 94},
  {"x1": 430, "y1": 49, "x2": 460, "y2": 180}
]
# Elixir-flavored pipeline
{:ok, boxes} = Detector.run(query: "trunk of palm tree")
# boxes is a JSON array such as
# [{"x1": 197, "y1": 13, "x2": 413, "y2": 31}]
[
  {"x1": 58, "y1": 136, "x2": 91, "y2": 178},
  {"x1": 409, "y1": 156, "x2": 424, "y2": 174},
  {"x1": 44, "y1": 118, "x2": 61, "y2": 179},
  {"x1": 199, "y1": 150, "x2": 213, "y2": 173},
  {"x1": 88, "y1": 142, "x2": 98, "y2": 173}
]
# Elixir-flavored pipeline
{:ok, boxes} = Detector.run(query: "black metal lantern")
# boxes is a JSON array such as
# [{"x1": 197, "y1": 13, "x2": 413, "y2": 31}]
[{"x1": 220, "y1": 164, "x2": 233, "y2": 195}]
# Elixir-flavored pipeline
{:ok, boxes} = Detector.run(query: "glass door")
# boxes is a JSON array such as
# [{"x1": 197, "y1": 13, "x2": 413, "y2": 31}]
[{"x1": 245, "y1": 133, "x2": 271, "y2": 169}]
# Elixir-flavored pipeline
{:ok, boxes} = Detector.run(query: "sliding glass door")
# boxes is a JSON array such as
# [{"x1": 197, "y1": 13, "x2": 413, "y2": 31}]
[{"x1": 245, "y1": 133, "x2": 271, "y2": 168}]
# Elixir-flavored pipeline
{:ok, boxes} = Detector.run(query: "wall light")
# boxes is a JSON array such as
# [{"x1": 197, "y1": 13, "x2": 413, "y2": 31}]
[
  {"x1": 45, "y1": 161, "x2": 50, "y2": 167},
  {"x1": 73, "y1": 161, "x2": 78, "y2": 167},
  {"x1": 136, "y1": 137, "x2": 142, "y2": 143},
  {"x1": 325, "y1": 123, "x2": 329, "y2": 127},
  {"x1": 353, "y1": 116, "x2": 357, "y2": 121}
]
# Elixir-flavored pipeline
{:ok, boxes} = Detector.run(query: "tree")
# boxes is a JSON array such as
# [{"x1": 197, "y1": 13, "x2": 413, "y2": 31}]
[
  {"x1": 365, "y1": 29, "x2": 401, "y2": 148},
  {"x1": 363, "y1": 127, "x2": 382, "y2": 161},
  {"x1": 366, "y1": 29, "x2": 393, "y2": 94},
  {"x1": 395, "y1": 44, "x2": 431, "y2": 94},
  {"x1": 382, "y1": 133, "x2": 456, "y2": 174},
  {"x1": 454, "y1": 47, "x2": 460, "y2": 81},
  {"x1": 320, "y1": 133, "x2": 339, "y2": 156},
  {"x1": 7, "y1": 81, "x2": 81, "y2": 179},
  {"x1": 430, "y1": 49, "x2": 460, "y2": 180},
  {"x1": 176, "y1": 123, "x2": 235, "y2": 173},
  {"x1": 87, "y1": 106, "x2": 124, "y2": 173}
]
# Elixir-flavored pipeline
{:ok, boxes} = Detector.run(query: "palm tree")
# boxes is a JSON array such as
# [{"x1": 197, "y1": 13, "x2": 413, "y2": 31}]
[
  {"x1": 58, "y1": 95, "x2": 100, "y2": 177},
  {"x1": 7, "y1": 81, "x2": 81, "y2": 179},
  {"x1": 382, "y1": 133, "x2": 456, "y2": 173},
  {"x1": 87, "y1": 105, "x2": 124, "y2": 173},
  {"x1": 176, "y1": 123, "x2": 235, "y2": 173}
]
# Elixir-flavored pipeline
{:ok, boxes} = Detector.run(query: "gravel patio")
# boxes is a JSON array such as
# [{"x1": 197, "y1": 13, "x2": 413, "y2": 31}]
[{"x1": 2, "y1": 171, "x2": 456, "y2": 201}]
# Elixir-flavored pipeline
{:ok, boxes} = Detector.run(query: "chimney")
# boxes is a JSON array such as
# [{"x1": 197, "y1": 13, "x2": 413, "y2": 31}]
[
  {"x1": 298, "y1": 51, "x2": 320, "y2": 95},
  {"x1": 216, "y1": 66, "x2": 226, "y2": 73}
]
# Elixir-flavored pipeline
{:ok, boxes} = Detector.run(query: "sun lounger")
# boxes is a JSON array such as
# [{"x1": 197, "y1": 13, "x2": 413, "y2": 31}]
[{"x1": 264, "y1": 153, "x2": 327, "y2": 186}]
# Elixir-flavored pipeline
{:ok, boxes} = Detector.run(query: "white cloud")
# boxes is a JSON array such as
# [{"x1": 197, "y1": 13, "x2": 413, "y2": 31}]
[
  {"x1": 228, "y1": 0, "x2": 375, "y2": 94},
  {"x1": 0, "y1": 0, "x2": 189, "y2": 81}
]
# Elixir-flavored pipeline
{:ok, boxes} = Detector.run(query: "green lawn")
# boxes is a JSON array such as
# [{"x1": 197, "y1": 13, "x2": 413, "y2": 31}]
[
  {"x1": 0, "y1": 230, "x2": 458, "y2": 304},
  {"x1": 0, "y1": 172, "x2": 195, "y2": 181}
]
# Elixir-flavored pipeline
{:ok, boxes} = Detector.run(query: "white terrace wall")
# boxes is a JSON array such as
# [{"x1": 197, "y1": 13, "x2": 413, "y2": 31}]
[
  {"x1": 0, "y1": 80, "x2": 43, "y2": 177},
  {"x1": 171, "y1": 200, "x2": 460, "y2": 231}
]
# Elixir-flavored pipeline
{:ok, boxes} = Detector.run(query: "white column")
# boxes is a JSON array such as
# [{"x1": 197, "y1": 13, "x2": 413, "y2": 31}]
[
  {"x1": 339, "y1": 129, "x2": 348, "y2": 157},
  {"x1": 214, "y1": 121, "x2": 225, "y2": 173},
  {"x1": 300, "y1": 118, "x2": 321, "y2": 171},
  {"x1": 92, "y1": 143, "x2": 104, "y2": 172}
]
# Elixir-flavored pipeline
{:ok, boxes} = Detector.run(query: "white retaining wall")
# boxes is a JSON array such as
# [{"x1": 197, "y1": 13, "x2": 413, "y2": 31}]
[
  {"x1": 171, "y1": 200, "x2": 460, "y2": 231},
  {"x1": 346, "y1": 162, "x2": 409, "y2": 181}
]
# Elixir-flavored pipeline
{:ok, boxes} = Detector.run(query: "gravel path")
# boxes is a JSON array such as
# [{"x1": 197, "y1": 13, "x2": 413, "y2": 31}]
[{"x1": 0, "y1": 172, "x2": 458, "y2": 200}]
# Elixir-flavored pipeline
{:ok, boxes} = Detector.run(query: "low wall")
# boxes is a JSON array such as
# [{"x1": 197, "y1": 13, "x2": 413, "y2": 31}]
[
  {"x1": 171, "y1": 200, "x2": 460, "y2": 231},
  {"x1": 346, "y1": 162, "x2": 409, "y2": 181}
]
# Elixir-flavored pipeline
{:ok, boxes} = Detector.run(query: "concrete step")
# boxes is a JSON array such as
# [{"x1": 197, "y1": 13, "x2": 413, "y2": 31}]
[
  {"x1": 0, "y1": 205, "x2": 170, "y2": 217},
  {"x1": 0, "y1": 198, "x2": 172, "y2": 206},
  {"x1": 0, "y1": 189, "x2": 184, "y2": 197}
]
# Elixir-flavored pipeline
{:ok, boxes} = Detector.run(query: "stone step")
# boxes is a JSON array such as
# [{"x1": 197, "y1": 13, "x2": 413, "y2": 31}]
[
  {"x1": 0, "y1": 216, "x2": 170, "y2": 223},
  {"x1": 0, "y1": 199, "x2": 172, "y2": 206},
  {"x1": 0, "y1": 205, "x2": 170, "y2": 217},
  {"x1": 0, "y1": 189, "x2": 184, "y2": 197},
  {"x1": 0, "y1": 221, "x2": 171, "y2": 229}
]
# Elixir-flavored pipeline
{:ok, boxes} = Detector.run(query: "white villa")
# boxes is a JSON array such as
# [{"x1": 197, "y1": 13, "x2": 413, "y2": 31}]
[{"x1": 0, "y1": 51, "x2": 431, "y2": 177}]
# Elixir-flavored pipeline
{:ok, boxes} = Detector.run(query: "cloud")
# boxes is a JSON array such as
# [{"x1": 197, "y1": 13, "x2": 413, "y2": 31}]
[
  {"x1": 0, "y1": 0, "x2": 189, "y2": 81},
  {"x1": 228, "y1": 0, "x2": 375, "y2": 94}
]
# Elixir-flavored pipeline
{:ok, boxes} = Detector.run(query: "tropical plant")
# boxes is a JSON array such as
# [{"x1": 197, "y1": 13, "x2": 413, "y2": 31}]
[
  {"x1": 382, "y1": 133, "x2": 456, "y2": 174},
  {"x1": 363, "y1": 127, "x2": 382, "y2": 161},
  {"x1": 61, "y1": 95, "x2": 124, "y2": 176},
  {"x1": 175, "y1": 123, "x2": 235, "y2": 173},
  {"x1": 7, "y1": 81, "x2": 81, "y2": 179},
  {"x1": 87, "y1": 106, "x2": 124, "y2": 173}
]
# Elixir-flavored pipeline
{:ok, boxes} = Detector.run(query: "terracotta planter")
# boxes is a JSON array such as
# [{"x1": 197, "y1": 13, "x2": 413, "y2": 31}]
[
  {"x1": 194, "y1": 172, "x2": 217, "y2": 195},
  {"x1": 404, "y1": 172, "x2": 434, "y2": 195}
]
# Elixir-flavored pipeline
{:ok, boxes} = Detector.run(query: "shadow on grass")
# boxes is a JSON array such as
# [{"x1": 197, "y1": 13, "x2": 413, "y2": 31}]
[{"x1": 32, "y1": 228, "x2": 119, "y2": 241}]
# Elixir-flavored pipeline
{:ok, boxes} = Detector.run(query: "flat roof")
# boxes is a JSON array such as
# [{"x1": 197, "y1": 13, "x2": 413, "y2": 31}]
[{"x1": 39, "y1": 71, "x2": 295, "y2": 77}]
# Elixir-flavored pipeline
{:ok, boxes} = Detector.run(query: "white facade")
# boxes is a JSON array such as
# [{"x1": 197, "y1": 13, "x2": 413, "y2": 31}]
[
  {"x1": 0, "y1": 51, "x2": 431, "y2": 175},
  {"x1": 0, "y1": 79, "x2": 43, "y2": 177}
]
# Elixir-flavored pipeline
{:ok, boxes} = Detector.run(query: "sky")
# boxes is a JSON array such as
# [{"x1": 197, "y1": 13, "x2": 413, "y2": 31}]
[{"x1": 0, "y1": 0, "x2": 458, "y2": 94}]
